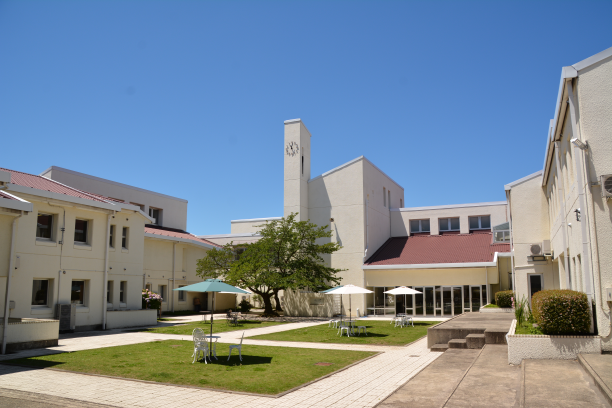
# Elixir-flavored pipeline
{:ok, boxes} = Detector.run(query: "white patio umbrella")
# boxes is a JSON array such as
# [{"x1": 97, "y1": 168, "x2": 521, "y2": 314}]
[
  {"x1": 323, "y1": 284, "x2": 373, "y2": 327},
  {"x1": 384, "y1": 286, "x2": 422, "y2": 316}
]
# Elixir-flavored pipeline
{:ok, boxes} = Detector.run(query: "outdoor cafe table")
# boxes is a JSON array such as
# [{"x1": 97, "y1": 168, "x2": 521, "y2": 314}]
[{"x1": 199, "y1": 311, "x2": 212, "y2": 321}]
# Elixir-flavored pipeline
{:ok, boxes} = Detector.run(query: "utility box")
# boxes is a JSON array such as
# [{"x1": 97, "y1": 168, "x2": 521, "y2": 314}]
[
  {"x1": 55, "y1": 303, "x2": 76, "y2": 333},
  {"x1": 606, "y1": 288, "x2": 612, "y2": 303}
]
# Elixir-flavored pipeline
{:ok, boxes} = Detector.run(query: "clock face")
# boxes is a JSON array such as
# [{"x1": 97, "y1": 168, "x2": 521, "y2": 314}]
[{"x1": 286, "y1": 141, "x2": 299, "y2": 156}]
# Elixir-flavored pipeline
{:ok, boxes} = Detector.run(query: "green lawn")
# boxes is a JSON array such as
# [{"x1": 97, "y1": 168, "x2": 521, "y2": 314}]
[
  {"x1": 514, "y1": 321, "x2": 544, "y2": 335},
  {"x1": 483, "y1": 304, "x2": 500, "y2": 308},
  {"x1": 251, "y1": 320, "x2": 437, "y2": 346},
  {"x1": 7, "y1": 340, "x2": 374, "y2": 395},
  {"x1": 138, "y1": 319, "x2": 285, "y2": 336}
]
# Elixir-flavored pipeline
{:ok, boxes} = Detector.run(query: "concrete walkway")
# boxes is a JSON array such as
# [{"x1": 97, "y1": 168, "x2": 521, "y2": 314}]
[{"x1": 0, "y1": 320, "x2": 441, "y2": 407}]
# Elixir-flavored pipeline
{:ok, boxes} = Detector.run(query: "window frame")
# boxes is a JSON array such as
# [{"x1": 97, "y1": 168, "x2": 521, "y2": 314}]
[
  {"x1": 468, "y1": 215, "x2": 491, "y2": 231},
  {"x1": 383, "y1": 187, "x2": 386, "y2": 207},
  {"x1": 119, "y1": 281, "x2": 126, "y2": 304},
  {"x1": 74, "y1": 219, "x2": 90, "y2": 244},
  {"x1": 71, "y1": 280, "x2": 87, "y2": 306},
  {"x1": 159, "y1": 285, "x2": 167, "y2": 302},
  {"x1": 107, "y1": 280, "x2": 114, "y2": 306},
  {"x1": 439, "y1": 217, "x2": 460, "y2": 232},
  {"x1": 31, "y1": 279, "x2": 50, "y2": 307},
  {"x1": 178, "y1": 285, "x2": 186, "y2": 302},
  {"x1": 109, "y1": 225, "x2": 115, "y2": 248},
  {"x1": 410, "y1": 219, "x2": 431, "y2": 233},
  {"x1": 122, "y1": 227, "x2": 129, "y2": 249},
  {"x1": 148, "y1": 207, "x2": 161, "y2": 225},
  {"x1": 36, "y1": 213, "x2": 55, "y2": 241}
]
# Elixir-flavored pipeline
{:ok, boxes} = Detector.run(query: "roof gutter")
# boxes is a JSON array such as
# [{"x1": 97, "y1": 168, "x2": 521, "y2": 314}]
[
  {"x1": 362, "y1": 252, "x2": 509, "y2": 270},
  {"x1": 144, "y1": 232, "x2": 220, "y2": 250}
]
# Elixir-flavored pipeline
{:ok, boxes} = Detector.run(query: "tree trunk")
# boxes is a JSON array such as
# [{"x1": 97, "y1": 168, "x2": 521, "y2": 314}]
[
  {"x1": 257, "y1": 292, "x2": 278, "y2": 317},
  {"x1": 273, "y1": 289, "x2": 283, "y2": 312}
]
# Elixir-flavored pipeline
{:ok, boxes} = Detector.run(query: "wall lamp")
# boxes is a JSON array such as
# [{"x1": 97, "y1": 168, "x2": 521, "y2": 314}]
[{"x1": 570, "y1": 138, "x2": 588, "y2": 150}]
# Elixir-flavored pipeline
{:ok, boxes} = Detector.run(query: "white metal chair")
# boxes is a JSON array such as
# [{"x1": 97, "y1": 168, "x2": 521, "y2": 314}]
[
  {"x1": 339, "y1": 325, "x2": 351, "y2": 337},
  {"x1": 228, "y1": 332, "x2": 245, "y2": 362},
  {"x1": 357, "y1": 326, "x2": 367, "y2": 336},
  {"x1": 192, "y1": 328, "x2": 209, "y2": 364},
  {"x1": 329, "y1": 319, "x2": 339, "y2": 328},
  {"x1": 211, "y1": 337, "x2": 218, "y2": 360}
]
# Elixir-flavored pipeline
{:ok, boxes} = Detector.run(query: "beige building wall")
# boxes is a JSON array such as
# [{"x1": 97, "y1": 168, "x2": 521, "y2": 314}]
[
  {"x1": 391, "y1": 202, "x2": 508, "y2": 237},
  {"x1": 230, "y1": 218, "x2": 281, "y2": 234},
  {"x1": 365, "y1": 267, "x2": 498, "y2": 287},
  {"x1": 41, "y1": 166, "x2": 188, "y2": 230}
]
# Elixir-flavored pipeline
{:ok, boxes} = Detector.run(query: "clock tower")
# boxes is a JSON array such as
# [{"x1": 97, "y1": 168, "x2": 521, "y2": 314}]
[{"x1": 283, "y1": 118, "x2": 311, "y2": 221}]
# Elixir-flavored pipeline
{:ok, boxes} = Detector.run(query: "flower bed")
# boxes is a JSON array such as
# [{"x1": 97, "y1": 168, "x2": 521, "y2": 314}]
[
  {"x1": 480, "y1": 304, "x2": 514, "y2": 313},
  {"x1": 506, "y1": 319, "x2": 601, "y2": 364}
]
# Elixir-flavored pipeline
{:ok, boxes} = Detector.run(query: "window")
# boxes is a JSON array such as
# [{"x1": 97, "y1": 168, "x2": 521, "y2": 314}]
[
  {"x1": 74, "y1": 219, "x2": 89, "y2": 243},
  {"x1": 388, "y1": 190, "x2": 391, "y2": 208},
  {"x1": 383, "y1": 187, "x2": 386, "y2": 207},
  {"x1": 439, "y1": 218, "x2": 460, "y2": 231},
  {"x1": 234, "y1": 247, "x2": 246, "y2": 261},
  {"x1": 410, "y1": 219, "x2": 430, "y2": 233},
  {"x1": 508, "y1": 273, "x2": 513, "y2": 290},
  {"x1": 494, "y1": 230, "x2": 511, "y2": 242},
  {"x1": 178, "y1": 285, "x2": 186, "y2": 301},
  {"x1": 400, "y1": 199, "x2": 403, "y2": 208},
  {"x1": 122, "y1": 227, "x2": 128, "y2": 249},
  {"x1": 149, "y1": 207, "x2": 161, "y2": 225},
  {"x1": 301, "y1": 155, "x2": 304, "y2": 175},
  {"x1": 131, "y1": 202, "x2": 145, "y2": 212},
  {"x1": 159, "y1": 285, "x2": 167, "y2": 302},
  {"x1": 145, "y1": 283, "x2": 151, "y2": 291},
  {"x1": 120, "y1": 281, "x2": 126, "y2": 303},
  {"x1": 36, "y1": 213, "x2": 54, "y2": 239},
  {"x1": 32, "y1": 280, "x2": 49, "y2": 306},
  {"x1": 71, "y1": 280, "x2": 86, "y2": 305},
  {"x1": 109, "y1": 225, "x2": 115, "y2": 248},
  {"x1": 469, "y1": 215, "x2": 491, "y2": 230},
  {"x1": 107, "y1": 280, "x2": 113, "y2": 303}
]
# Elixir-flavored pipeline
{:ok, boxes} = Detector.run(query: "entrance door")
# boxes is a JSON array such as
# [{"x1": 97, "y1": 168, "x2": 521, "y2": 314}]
[
  {"x1": 424, "y1": 287, "x2": 434, "y2": 315},
  {"x1": 529, "y1": 275, "x2": 543, "y2": 300},
  {"x1": 470, "y1": 286, "x2": 482, "y2": 312},
  {"x1": 395, "y1": 293, "x2": 405, "y2": 315},
  {"x1": 443, "y1": 287, "x2": 452, "y2": 316},
  {"x1": 452, "y1": 287, "x2": 463, "y2": 315},
  {"x1": 415, "y1": 287, "x2": 424, "y2": 316}
]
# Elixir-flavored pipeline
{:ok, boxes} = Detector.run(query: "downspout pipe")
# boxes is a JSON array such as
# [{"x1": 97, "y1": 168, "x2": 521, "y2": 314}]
[
  {"x1": 102, "y1": 213, "x2": 112, "y2": 330},
  {"x1": 567, "y1": 81, "x2": 595, "y2": 333},
  {"x1": 554, "y1": 141, "x2": 571, "y2": 289},
  {"x1": 2, "y1": 212, "x2": 23, "y2": 354},
  {"x1": 172, "y1": 242, "x2": 176, "y2": 313},
  {"x1": 505, "y1": 190, "x2": 516, "y2": 293}
]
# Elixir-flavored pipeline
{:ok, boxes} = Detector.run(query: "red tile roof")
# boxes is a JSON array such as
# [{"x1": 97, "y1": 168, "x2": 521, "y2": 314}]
[
  {"x1": 145, "y1": 225, "x2": 221, "y2": 248},
  {"x1": 365, "y1": 233, "x2": 510, "y2": 266},
  {"x1": 1, "y1": 167, "x2": 110, "y2": 203}
]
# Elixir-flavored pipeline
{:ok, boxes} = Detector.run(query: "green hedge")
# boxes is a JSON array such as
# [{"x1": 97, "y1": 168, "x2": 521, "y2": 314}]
[
  {"x1": 531, "y1": 290, "x2": 590, "y2": 335},
  {"x1": 495, "y1": 290, "x2": 514, "y2": 308}
]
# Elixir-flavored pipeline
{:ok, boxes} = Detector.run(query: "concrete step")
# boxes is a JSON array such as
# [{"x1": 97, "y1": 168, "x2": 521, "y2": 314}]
[
  {"x1": 522, "y1": 359, "x2": 610, "y2": 407},
  {"x1": 578, "y1": 354, "x2": 612, "y2": 407},
  {"x1": 431, "y1": 343, "x2": 449, "y2": 352},
  {"x1": 466, "y1": 333, "x2": 486, "y2": 349},
  {"x1": 448, "y1": 339, "x2": 468, "y2": 349},
  {"x1": 484, "y1": 329, "x2": 507, "y2": 344}
]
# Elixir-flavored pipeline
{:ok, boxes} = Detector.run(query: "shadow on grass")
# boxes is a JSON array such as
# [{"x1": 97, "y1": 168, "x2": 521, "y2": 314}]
[
  {"x1": 3, "y1": 359, "x2": 66, "y2": 369},
  {"x1": 195, "y1": 355, "x2": 273, "y2": 366}
]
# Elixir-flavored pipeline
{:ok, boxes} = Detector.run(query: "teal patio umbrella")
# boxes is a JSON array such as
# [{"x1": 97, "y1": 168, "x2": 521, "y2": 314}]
[{"x1": 174, "y1": 279, "x2": 250, "y2": 359}]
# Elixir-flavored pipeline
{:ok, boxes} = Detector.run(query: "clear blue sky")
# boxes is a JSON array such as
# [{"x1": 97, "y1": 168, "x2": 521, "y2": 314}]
[{"x1": 1, "y1": 1, "x2": 610, "y2": 234}]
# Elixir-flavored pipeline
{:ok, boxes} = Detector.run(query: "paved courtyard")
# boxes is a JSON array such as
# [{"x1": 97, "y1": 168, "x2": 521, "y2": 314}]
[{"x1": 0, "y1": 317, "x2": 443, "y2": 407}]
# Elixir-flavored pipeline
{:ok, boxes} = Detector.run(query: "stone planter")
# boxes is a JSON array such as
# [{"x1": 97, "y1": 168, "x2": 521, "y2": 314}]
[
  {"x1": 507, "y1": 319, "x2": 602, "y2": 365},
  {"x1": 480, "y1": 304, "x2": 514, "y2": 313}
]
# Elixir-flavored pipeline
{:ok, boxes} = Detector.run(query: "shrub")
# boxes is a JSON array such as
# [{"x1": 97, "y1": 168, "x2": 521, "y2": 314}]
[
  {"x1": 238, "y1": 299, "x2": 253, "y2": 313},
  {"x1": 142, "y1": 289, "x2": 162, "y2": 311},
  {"x1": 495, "y1": 290, "x2": 514, "y2": 308},
  {"x1": 531, "y1": 290, "x2": 590, "y2": 335}
]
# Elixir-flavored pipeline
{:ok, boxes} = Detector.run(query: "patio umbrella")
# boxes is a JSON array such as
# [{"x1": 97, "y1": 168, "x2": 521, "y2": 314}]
[
  {"x1": 321, "y1": 285, "x2": 344, "y2": 323},
  {"x1": 175, "y1": 279, "x2": 250, "y2": 359},
  {"x1": 384, "y1": 287, "x2": 422, "y2": 316},
  {"x1": 323, "y1": 285, "x2": 373, "y2": 327}
]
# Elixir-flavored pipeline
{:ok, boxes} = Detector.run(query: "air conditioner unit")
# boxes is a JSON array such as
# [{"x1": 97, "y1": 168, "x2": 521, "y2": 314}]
[
  {"x1": 542, "y1": 240, "x2": 552, "y2": 256},
  {"x1": 55, "y1": 303, "x2": 76, "y2": 333},
  {"x1": 601, "y1": 175, "x2": 612, "y2": 198},
  {"x1": 530, "y1": 243, "x2": 543, "y2": 256}
]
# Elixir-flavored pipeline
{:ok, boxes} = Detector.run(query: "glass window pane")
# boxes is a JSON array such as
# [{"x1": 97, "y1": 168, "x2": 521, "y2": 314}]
[
  {"x1": 32, "y1": 280, "x2": 48, "y2": 305},
  {"x1": 71, "y1": 281, "x2": 85, "y2": 305},
  {"x1": 439, "y1": 218, "x2": 448, "y2": 231},
  {"x1": 107, "y1": 281, "x2": 112, "y2": 302},
  {"x1": 450, "y1": 218, "x2": 460, "y2": 230},
  {"x1": 421, "y1": 219, "x2": 430, "y2": 232},
  {"x1": 469, "y1": 217, "x2": 479, "y2": 230},
  {"x1": 109, "y1": 225, "x2": 114, "y2": 247},
  {"x1": 481, "y1": 216, "x2": 491, "y2": 229},
  {"x1": 385, "y1": 288, "x2": 395, "y2": 308},
  {"x1": 482, "y1": 285, "x2": 488, "y2": 304},
  {"x1": 410, "y1": 220, "x2": 420, "y2": 233},
  {"x1": 414, "y1": 288, "x2": 423, "y2": 315},
  {"x1": 425, "y1": 287, "x2": 434, "y2": 315},
  {"x1": 435, "y1": 286, "x2": 442, "y2": 310},
  {"x1": 494, "y1": 231, "x2": 504, "y2": 242},
  {"x1": 374, "y1": 287, "x2": 384, "y2": 308},
  {"x1": 74, "y1": 220, "x2": 88, "y2": 243},
  {"x1": 37, "y1": 214, "x2": 53, "y2": 239}
]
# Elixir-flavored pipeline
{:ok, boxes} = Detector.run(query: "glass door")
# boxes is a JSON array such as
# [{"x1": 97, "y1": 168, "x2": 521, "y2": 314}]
[
  {"x1": 443, "y1": 287, "x2": 452, "y2": 316},
  {"x1": 434, "y1": 286, "x2": 442, "y2": 316},
  {"x1": 463, "y1": 286, "x2": 471, "y2": 313},
  {"x1": 415, "y1": 287, "x2": 424, "y2": 316},
  {"x1": 405, "y1": 290, "x2": 414, "y2": 315},
  {"x1": 395, "y1": 293, "x2": 405, "y2": 315},
  {"x1": 452, "y1": 286, "x2": 462, "y2": 315},
  {"x1": 529, "y1": 275, "x2": 543, "y2": 301},
  {"x1": 424, "y1": 287, "x2": 434, "y2": 315},
  {"x1": 470, "y1": 285, "x2": 482, "y2": 312}
]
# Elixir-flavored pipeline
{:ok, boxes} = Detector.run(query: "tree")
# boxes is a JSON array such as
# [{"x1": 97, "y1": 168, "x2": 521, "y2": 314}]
[{"x1": 196, "y1": 213, "x2": 344, "y2": 316}]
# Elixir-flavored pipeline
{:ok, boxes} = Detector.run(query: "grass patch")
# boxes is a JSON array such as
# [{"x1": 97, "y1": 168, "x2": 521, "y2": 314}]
[
  {"x1": 483, "y1": 304, "x2": 500, "y2": 308},
  {"x1": 138, "y1": 319, "x2": 285, "y2": 336},
  {"x1": 6, "y1": 340, "x2": 374, "y2": 395},
  {"x1": 251, "y1": 320, "x2": 437, "y2": 346},
  {"x1": 514, "y1": 321, "x2": 544, "y2": 335}
]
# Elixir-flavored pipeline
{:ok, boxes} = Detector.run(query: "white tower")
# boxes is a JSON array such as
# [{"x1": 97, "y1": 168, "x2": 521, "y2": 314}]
[{"x1": 283, "y1": 119, "x2": 311, "y2": 221}]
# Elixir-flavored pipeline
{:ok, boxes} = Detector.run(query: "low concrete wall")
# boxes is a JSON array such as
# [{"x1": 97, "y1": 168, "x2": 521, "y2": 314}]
[
  {"x1": 106, "y1": 309, "x2": 157, "y2": 329},
  {"x1": 0, "y1": 318, "x2": 59, "y2": 351},
  {"x1": 283, "y1": 290, "x2": 334, "y2": 317},
  {"x1": 480, "y1": 306, "x2": 514, "y2": 313},
  {"x1": 507, "y1": 319, "x2": 602, "y2": 365}
]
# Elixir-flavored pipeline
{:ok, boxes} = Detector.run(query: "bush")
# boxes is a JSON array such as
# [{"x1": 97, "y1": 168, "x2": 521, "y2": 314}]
[
  {"x1": 495, "y1": 290, "x2": 514, "y2": 308},
  {"x1": 531, "y1": 290, "x2": 590, "y2": 335},
  {"x1": 238, "y1": 299, "x2": 253, "y2": 313},
  {"x1": 142, "y1": 289, "x2": 162, "y2": 311}
]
